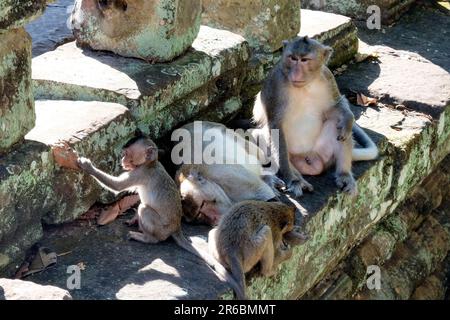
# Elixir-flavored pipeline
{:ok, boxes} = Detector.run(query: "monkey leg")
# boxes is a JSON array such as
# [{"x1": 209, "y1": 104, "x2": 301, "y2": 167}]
[
  {"x1": 273, "y1": 245, "x2": 293, "y2": 267},
  {"x1": 128, "y1": 205, "x2": 168, "y2": 244},
  {"x1": 335, "y1": 138, "x2": 357, "y2": 195},
  {"x1": 128, "y1": 231, "x2": 160, "y2": 244},
  {"x1": 248, "y1": 225, "x2": 275, "y2": 277},
  {"x1": 125, "y1": 209, "x2": 139, "y2": 227}
]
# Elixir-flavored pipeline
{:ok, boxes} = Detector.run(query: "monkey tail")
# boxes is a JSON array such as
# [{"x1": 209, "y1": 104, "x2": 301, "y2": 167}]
[
  {"x1": 171, "y1": 230, "x2": 245, "y2": 300},
  {"x1": 227, "y1": 251, "x2": 247, "y2": 300},
  {"x1": 352, "y1": 124, "x2": 378, "y2": 161}
]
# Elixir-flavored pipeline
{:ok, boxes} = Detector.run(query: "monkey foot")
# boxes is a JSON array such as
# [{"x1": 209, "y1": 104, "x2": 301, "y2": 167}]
[
  {"x1": 335, "y1": 174, "x2": 357, "y2": 196},
  {"x1": 287, "y1": 178, "x2": 314, "y2": 198}
]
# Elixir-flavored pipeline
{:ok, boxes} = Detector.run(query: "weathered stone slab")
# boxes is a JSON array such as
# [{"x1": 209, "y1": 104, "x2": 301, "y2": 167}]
[
  {"x1": 299, "y1": 9, "x2": 358, "y2": 68},
  {"x1": 71, "y1": 0, "x2": 202, "y2": 62},
  {"x1": 303, "y1": 0, "x2": 417, "y2": 25},
  {"x1": 0, "y1": 278, "x2": 72, "y2": 300},
  {"x1": 25, "y1": 0, "x2": 74, "y2": 57},
  {"x1": 0, "y1": 141, "x2": 54, "y2": 276},
  {"x1": 32, "y1": 26, "x2": 250, "y2": 137},
  {"x1": 26, "y1": 100, "x2": 136, "y2": 224},
  {"x1": 355, "y1": 216, "x2": 449, "y2": 299},
  {"x1": 0, "y1": 0, "x2": 50, "y2": 29},
  {"x1": 0, "y1": 27, "x2": 34, "y2": 153},
  {"x1": 337, "y1": 47, "x2": 450, "y2": 119},
  {"x1": 202, "y1": 0, "x2": 300, "y2": 52}
]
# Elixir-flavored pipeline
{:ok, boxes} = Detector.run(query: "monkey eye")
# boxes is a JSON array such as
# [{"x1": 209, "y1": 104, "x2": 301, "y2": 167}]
[
  {"x1": 301, "y1": 57, "x2": 310, "y2": 62},
  {"x1": 289, "y1": 55, "x2": 299, "y2": 62}
]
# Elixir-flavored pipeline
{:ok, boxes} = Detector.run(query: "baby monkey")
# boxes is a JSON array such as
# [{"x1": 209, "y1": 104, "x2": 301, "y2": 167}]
[
  {"x1": 208, "y1": 200, "x2": 308, "y2": 299},
  {"x1": 77, "y1": 135, "x2": 241, "y2": 293}
]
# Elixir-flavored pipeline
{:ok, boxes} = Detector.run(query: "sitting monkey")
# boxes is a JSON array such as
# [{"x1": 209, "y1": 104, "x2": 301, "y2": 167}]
[
  {"x1": 76, "y1": 135, "x2": 242, "y2": 293},
  {"x1": 253, "y1": 36, "x2": 378, "y2": 196}
]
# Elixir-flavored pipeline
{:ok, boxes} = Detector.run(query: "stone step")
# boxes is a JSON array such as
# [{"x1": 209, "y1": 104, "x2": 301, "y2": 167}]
[
  {"x1": 32, "y1": 26, "x2": 250, "y2": 138},
  {"x1": 0, "y1": 0, "x2": 48, "y2": 29},
  {"x1": 302, "y1": 0, "x2": 417, "y2": 25},
  {"x1": 0, "y1": 100, "x2": 135, "y2": 275}
]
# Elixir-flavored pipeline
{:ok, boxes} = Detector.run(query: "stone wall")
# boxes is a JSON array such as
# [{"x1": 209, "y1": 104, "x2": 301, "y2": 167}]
[
  {"x1": 304, "y1": 156, "x2": 450, "y2": 299},
  {"x1": 303, "y1": 0, "x2": 417, "y2": 25}
]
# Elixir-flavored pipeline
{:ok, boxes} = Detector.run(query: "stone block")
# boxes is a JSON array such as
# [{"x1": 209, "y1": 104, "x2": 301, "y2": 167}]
[
  {"x1": 0, "y1": 278, "x2": 72, "y2": 300},
  {"x1": 202, "y1": 0, "x2": 301, "y2": 52},
  {"x1": 0, "y1": 27, "x2": 34, "y2": 153},
  {"x1": 71, "y1": 0, "x2": 202, "y2": 62},
  {"x1": 0, "y1": 141, "x2": 54, "y2": 276},
  {"x1": 303, "y1": 0, "x2": 417, "y2": 25},
  {"x1": 0, "y1": 0, "x2": 49, "y2": 29},
  {"x1": 32, "y1": 26, "x2": 250, "y2": 138},
  {"x1": 25, "y1": 100, "x2": 136, "y2": 224}
]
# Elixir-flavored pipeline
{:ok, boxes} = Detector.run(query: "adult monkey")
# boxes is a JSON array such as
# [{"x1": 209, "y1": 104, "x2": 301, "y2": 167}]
[
  {"x1": 253, "y1": 36, "x2": 378, "y2": 197},
  {"x1": 173, "y1": 121, "x2": 290, "y2": 225}
]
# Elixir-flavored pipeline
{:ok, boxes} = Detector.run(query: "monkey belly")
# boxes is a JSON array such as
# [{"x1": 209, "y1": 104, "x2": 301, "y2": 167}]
[{"x1": 288, "y1": 118, "x2": 337, "y2": 175}]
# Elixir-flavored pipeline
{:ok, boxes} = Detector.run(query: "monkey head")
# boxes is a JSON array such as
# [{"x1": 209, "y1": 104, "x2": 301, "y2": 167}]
[
  {"x1": 177, "y1": 168, "x2": 222, "y2": 226},
  {"x1": 281, "y1": 36, "x2": 333, "y2": 88},
  {"x1": 278, "y1": 204, "x2": 296, "y2": 235},
  {"x1": 121, "y1": 136, "x2": 158, "y2": 171}
]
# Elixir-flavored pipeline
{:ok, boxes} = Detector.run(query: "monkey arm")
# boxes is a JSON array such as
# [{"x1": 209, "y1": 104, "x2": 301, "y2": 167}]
[{"x1": 78, "y1": 157, "x2": 134, "y2": 193}]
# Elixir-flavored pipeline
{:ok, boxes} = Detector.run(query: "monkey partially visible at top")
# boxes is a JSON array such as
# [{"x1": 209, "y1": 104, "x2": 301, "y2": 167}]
[
  {"x1": 208, "y1": 200, "x2": 308, "y2": 300},
  {"x1": 253, "y1": 36, "x2": 378, "y2": 197},
  {"x1": 76, "y1": 135, "x2": 241, "y2": 294}
]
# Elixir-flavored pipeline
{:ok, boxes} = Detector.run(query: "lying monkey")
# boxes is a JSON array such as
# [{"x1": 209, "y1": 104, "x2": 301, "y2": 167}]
[
  {"x1": 253, "y1": 36, "x2": 378, "y2": 196},
  {"x1": 76, "y1": 135, "x2": 241, "y2": 293},
  {"x1": 208, "y1": 200, "x2": 308, "y2": 299},
  {"x1": 175, "y1": 121, "x2": 285, "y2": 225}
]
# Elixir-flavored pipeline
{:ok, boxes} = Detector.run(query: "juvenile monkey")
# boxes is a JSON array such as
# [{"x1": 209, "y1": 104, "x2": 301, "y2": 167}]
[
  {"x1": 208, "y1": 200, "x2": 307, "y2": 299},
  {"x1": 174, "y1": 121, "x2": 285, "y2": 225},
  {"x1": 76, "y1": 135, "x2": 241, "y2": 293},
  {"x1": 253, "y1": 36, "x2": 378, "y2": 196}
]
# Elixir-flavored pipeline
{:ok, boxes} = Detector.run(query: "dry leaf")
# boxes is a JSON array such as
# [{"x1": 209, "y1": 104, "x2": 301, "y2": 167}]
[
  {"x1": 77, "y1": 262, "x2": 86, "y2": 271},
  {"x1": 356, "y1": 93, "x2": 378, "y2": 107},
  {"x1": 97, "y1": 194, "x2": 140, "y2": 226},
  {"x1": 97, "y1": 203, "x2": 121, "y2": 226},
  {"x1": 52, "y1": 142, "x2": 80, "y2": 170}
]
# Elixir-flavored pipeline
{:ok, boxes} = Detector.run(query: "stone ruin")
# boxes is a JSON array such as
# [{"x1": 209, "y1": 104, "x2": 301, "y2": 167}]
[
  {"x1": 71, "y1": 0, "x2": 202, "y2": 62},
  {"x1": 1, "y1": 0, "x2": 450, "y2": 300}
]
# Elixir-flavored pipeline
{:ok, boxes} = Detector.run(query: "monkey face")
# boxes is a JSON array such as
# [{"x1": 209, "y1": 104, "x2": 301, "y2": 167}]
[
  {"x1": 282, "y1": 36, "x2": 333, "y2": 88},
  {"x1": 121, "y1": 138, "x2": 158, "y2": 170}
]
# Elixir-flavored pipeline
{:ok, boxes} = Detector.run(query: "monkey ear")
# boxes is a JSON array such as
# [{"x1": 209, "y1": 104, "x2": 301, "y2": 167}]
[{"x1": 145, "y1": 146, "x2": 158, "y2": 162}]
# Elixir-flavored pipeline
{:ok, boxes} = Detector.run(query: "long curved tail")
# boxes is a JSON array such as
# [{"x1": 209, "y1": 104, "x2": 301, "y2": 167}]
[
  {"x1": 172, "y1": 230, "x2": 245, "y2": 299},
  {"x1": 352, "y1": 124, "x2": 378, "y2": 161}
]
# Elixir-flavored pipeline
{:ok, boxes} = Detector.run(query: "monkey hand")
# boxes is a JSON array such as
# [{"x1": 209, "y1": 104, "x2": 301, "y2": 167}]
[
  {"x1": 284, "y1": 227, "x2": 309, "y2": 246},
  {"x1": 77, "y1": 157, "x2": 94, "y2": 173},
  {"x1": 336, "y1": 113, "x2": 354, "y2": 141}
]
